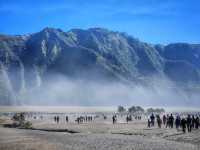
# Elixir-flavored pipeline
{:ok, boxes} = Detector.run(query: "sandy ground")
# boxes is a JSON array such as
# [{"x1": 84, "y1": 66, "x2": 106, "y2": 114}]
[{"x1": 0, "y1": 114, "x2": 200, "y2": 150}]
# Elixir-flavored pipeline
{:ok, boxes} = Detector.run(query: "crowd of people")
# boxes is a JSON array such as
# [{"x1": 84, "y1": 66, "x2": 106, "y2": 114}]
[
  {"x1": 53, "y1": 115, "x2": 93, "y2": 124},
  {"x1": 75, "y1": 116, "x2": 93, "y2": 124},
  {"x1": 53, "y1": 115, "x2": 69, "y2": 123},
  {"x1": 126, "y1": 115, "x2": 142, "y2": 123},
  {"x1": 18, "y1": 111, "x2": 200, "y2": 134},
  {"x1": 148, "y1": 113, "x2": 200, "y2": 133}
]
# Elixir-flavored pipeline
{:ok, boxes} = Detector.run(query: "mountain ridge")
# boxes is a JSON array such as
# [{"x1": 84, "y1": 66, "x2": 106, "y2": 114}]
[{"x1": 0, "y1": 27, "x2": 200, "y2": 105}]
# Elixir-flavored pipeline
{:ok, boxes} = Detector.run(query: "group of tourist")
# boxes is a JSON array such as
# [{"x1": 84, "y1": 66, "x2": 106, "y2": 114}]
[
  {"x1": 21, "y1": 111, "x2": 200, "y2": 134},
  {"x1": 148, "y1": 113, "x2": 200, "y2": 133},
  {"x1": 53, "y1": 115, "x2": 94, "y2": 124},
  {"x1": 126, "y1": 115, "x2": 142, "y2": 123},
  {"x1": 54, "y1": 116, "x2": 60, "y2": 124},
  {"x1": 76, "y1": 116, "x2": 93, "y2": 124},
  {"x1": 53, "y1": 115, "x2": 69, "y2": 123}
]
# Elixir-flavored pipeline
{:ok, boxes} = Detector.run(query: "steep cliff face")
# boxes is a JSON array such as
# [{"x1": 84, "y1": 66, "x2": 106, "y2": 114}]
[
  {"x1": 0, "y1": 28, "x2": 199, "y2": 105},
  {"x1": 0, "y1": 35, "x2": 27, "y2": 104},
  {"x1": 159, "y1": 43, "x2": 200, "y2": 84}
]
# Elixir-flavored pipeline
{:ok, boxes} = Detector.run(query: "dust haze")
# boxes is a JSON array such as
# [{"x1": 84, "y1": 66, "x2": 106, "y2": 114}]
[{"x1": 18, "y1": 74, "x2": 200, "y2": 107}]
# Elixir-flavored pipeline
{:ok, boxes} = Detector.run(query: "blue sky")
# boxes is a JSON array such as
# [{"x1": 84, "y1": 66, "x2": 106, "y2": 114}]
[{"x1": 0, "y1": 0, "x2": 199, "y2": 44}]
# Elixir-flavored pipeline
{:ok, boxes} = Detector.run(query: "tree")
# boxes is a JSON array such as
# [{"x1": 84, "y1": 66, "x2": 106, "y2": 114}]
[
  {"x1": 146, "y1": 108, "x2": 165, "y2": 114},
  {"x1": 128, "y1": 106, "x2": 136, "y2": 113},
  {"x1": 135, "y1": 106, "x2": 144, "y2": 113},
  {"x1": 128, "y1": 106, "x2": 145, "y2": 113},
  {"x1": 147, "y1": 108, "x2": 154, "y2": 114},
  {"x1": 117, "y1": 106, "x2": 126, "y2": 113}
]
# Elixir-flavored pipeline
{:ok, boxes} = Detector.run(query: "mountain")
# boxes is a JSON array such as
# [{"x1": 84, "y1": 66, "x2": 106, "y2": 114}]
[{"x1": 0, "y1": 27, "x2": 200, "y2": 105}]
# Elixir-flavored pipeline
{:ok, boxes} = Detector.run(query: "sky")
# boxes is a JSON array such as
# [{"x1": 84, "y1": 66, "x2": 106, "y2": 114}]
[{"x1": 0, "y1": 0, "x2": 199, "y2": 44}]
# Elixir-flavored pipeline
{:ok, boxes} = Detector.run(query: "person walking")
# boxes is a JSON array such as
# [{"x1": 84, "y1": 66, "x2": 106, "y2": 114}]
[
  {"x1": 57, "y1": 116, "x2": 59, "y2": 124},
  {"x1": 147, "y1": 119, "x2": 151, "y2": 128},
  {"x1": 186, "y1": 115, "x2": 192, "y2": 132},
  {"x1": 181, "y1": 118, "x2": 187, "y2": 133},
  {"x1": 157, "y1": 115, "x2": 162, "y2": 128},
  {"x1": 163, "y1": 115, "x2": 167, "y2": 125},
  {"x1": 169, "y1": 114, "x2": 174, "y2": 128},
  {"x1": 66, "y1": 116, "x2": 69, "y2": 123},
  {"x1": 192, "y1": 115, "x2": 195, "y2": 129},
  {"x1": 126, "y1": 115, "x2": 129, "y2": 123},
  {"x1": 175, "y1": 115, "x2": 181, "y2": 129},
  {"x1": 112, "y1": 115, "x2": 116, "y2": 124},
  {"x1": 150, "y1": 114, "x2": 155, "y2": 127},
  {"x1": 195, "y1": 115, "x2": 199, "y2": 129},
  {"x1": 166, "y1": 114, "x2": 169, "y2": 128}
]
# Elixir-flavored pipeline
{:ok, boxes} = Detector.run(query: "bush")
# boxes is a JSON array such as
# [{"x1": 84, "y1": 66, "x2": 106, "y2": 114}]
[
  {"x1": 21, "y1": 121, "x2": 32, "y2": 129},
  {"x1": 10, "y1": 113, "x2": 32, "y2": 129}
]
